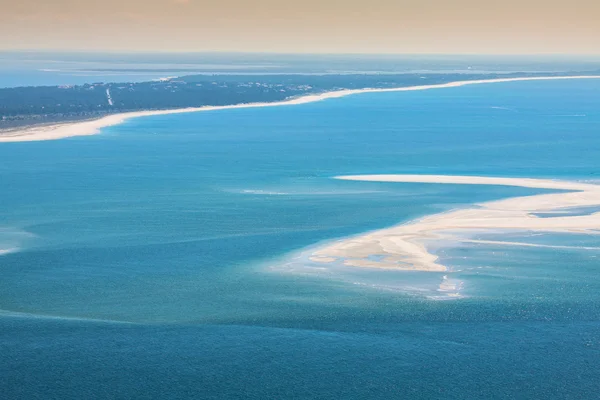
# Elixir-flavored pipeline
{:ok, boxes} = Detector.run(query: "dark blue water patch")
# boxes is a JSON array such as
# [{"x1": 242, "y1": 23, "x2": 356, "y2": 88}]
[{"x1": 2, "y1": 317, "x2": 600, "y2": 400}]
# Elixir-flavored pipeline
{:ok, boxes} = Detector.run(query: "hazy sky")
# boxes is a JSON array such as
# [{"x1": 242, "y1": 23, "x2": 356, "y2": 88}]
[{"x1": 1, "y1": 0, "x2": 599, "y2": 54}]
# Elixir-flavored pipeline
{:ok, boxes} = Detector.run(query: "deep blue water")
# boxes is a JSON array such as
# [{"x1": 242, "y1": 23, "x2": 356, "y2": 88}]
[{"x1": 1, "y1": 79, "x2": 600, "y2": 399}]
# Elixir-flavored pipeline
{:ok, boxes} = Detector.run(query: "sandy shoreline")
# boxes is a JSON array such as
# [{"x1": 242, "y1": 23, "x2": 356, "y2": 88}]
[
  {"x1": 308, "y1": 175, "x2": 600, "y2": 280},
  {"x1": 2, "y1": 75, "x2": 599, "y2": 143}
]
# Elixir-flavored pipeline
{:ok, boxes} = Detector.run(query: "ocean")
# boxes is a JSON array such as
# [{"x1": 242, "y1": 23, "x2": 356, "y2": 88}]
[
  {"x1": 2, "y1": 52, "x2": 600, "y2": 88},
  {"x1": 1, "y1": 79, "x2": 600, "y2": 399}
]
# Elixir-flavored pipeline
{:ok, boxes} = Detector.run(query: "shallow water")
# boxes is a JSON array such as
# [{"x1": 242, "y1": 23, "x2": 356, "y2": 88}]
[
  {"x1": 1, "y1": 79, "x2": 600, "y2": 398},
  {"x1": 533, "y1": 205, "x2": 600, "y2": 218}
]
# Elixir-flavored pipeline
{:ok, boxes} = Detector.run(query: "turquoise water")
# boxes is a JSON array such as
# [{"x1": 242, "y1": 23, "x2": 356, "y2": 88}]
[{"x1": 1, "y1": 80, "x2": 600, "y2": 398}]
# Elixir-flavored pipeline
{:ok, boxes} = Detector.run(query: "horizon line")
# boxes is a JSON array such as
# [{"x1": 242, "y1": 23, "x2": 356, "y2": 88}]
[{"x1": 2, "y1": 49, "x2": 600, "y2": 58}]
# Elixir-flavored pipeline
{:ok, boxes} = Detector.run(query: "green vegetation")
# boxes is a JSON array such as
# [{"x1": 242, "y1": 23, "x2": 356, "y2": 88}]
[{"x1": 0, "y1": 72, "x2": 580, "y2": 129}]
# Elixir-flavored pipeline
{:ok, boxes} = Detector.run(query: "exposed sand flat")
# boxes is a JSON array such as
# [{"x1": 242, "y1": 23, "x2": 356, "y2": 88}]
[
  {"x1": 2, "y1": 75, "x2": 599, "y2": 143},
  {"x1": 309, "y1": 175, "x2": 600, "y2": 272},
  {"x1": 309, "y1": 256, "x2": 338, "y2": 263}
]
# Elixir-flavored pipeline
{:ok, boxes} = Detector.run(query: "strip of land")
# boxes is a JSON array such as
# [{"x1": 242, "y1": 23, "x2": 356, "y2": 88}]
[
  {"x1": 2, "y1": 75, "x2": 599, "y2": 143},
  {"x1": 309, "y1": 174, "x2": 600, "y2": 273}
]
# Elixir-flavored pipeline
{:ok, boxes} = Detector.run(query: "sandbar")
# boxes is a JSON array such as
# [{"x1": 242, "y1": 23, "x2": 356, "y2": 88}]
[{"x1": 308, "y1": 174, "x2": 600, "y2": 272}]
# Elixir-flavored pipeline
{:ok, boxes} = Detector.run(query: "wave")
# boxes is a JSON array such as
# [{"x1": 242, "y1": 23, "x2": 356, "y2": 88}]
[
  {"x1": 239, "y1": 189, "x2": 291, "y2": 196},
  {"x1": 0, "y1": 247, "x2": 19, "y2": 256},
  {"x1": 0, "y1": 226, "x2": 35, "y2": 256},
  {"x1": 490, "y1": 106, "x2": 517, "y2": 112},
  {"x1": 460, "y1": 239, "x2": 600, "y2": 251},
  {"x1": 0, "y1": 309, "x2": 134, "y2": 324},
  {"x1": 235, "y1": 188, "x2": 384, "y2": 196}
]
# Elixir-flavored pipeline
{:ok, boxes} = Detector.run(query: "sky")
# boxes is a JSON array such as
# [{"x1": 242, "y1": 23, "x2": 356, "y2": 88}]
[{"x1": 1, "y1": 0, "x2": 599, "y2": 54}]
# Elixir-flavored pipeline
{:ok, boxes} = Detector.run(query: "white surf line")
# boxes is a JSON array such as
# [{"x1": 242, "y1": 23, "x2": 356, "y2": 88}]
[
  {"x1": 0, "y1": 308, "x2": 135, "y2": 324},
  {"x1": 1, "y1": 75, "x2": 599, "y2": 143},
  {"x1": 461, "y1": 239, "x2": 600, "y2": 251},
  {"x1": 0, "y1": 248, "x2": 19, "y2": 256},
  {"x1": 308, "y1": 175, "x2": 600, "y2": 273}
]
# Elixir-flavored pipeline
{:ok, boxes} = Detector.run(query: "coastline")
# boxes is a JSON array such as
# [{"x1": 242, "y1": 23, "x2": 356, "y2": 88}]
[
  {"x1": 307, "y1": 175, "x2": 600, "y2": 278},
  {"x1": 1, "y1": 75, "x2": 599, "y2": 143}
]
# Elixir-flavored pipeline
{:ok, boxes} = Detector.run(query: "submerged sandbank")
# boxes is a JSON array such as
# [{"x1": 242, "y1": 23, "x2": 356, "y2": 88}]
[
  {"x1": 308, "y1": 174, "x2": 600, "y2": 274},
  {"x1": 2, "y1": 75, "x2": 600, "y2": 143}
]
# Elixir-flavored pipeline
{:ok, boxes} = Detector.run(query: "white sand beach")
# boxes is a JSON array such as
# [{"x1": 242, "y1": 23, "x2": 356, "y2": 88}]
[
  {"x1": 309, "y1": 175, "x2": 600, "y2": 273},
  {"x1": 1, "y1": 75, "x2": 600, "y2": 143}
]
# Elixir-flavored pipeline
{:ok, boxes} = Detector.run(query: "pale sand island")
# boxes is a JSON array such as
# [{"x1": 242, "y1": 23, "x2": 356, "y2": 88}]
[
  {"x1": 309, "y1": 175, "x2": 600, "y2": 274},
  {"x1": 1, "y1": 75, "x2": 600, "y2": 143}
]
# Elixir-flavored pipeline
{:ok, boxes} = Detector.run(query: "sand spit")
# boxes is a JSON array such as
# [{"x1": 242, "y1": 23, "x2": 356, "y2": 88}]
[
  {"x1": 308, "y1": 175, "x2": 600, "y2": 272},
  {"x1": 2, "y1": 75, "x2": 600, "y2": 143}
]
